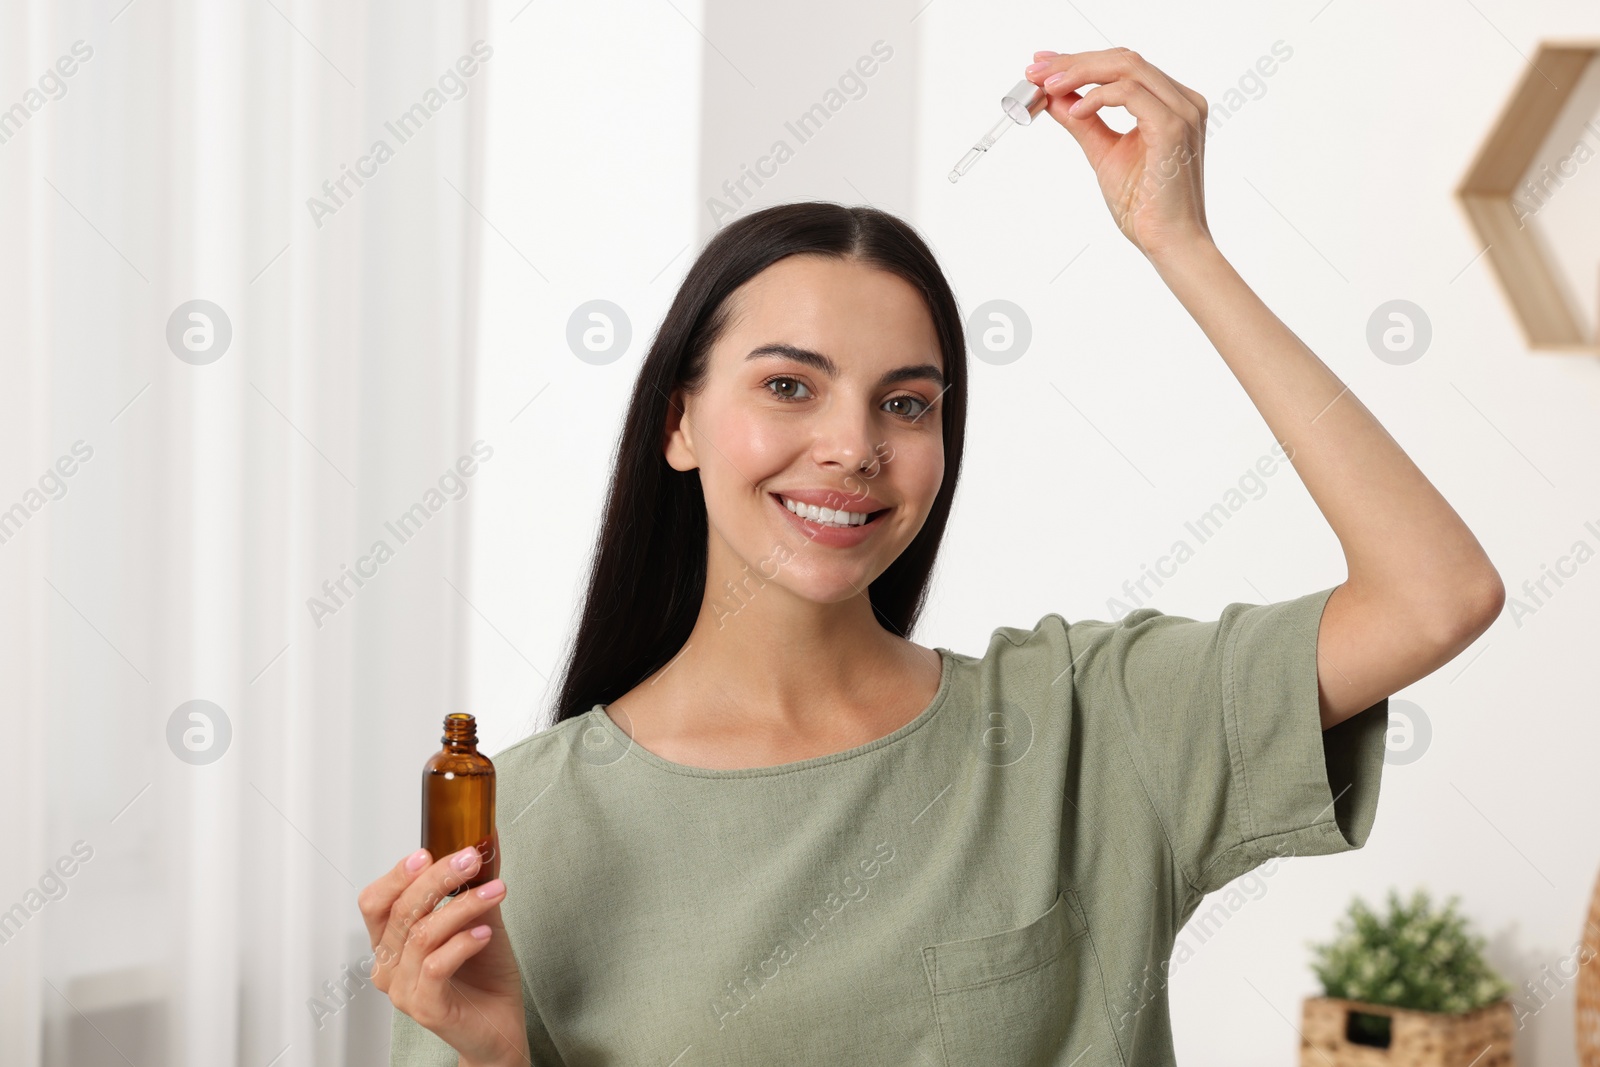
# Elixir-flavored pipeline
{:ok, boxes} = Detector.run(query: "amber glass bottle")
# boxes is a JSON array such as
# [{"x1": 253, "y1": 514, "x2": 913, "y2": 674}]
[{"x1": 422, "y1": 713, "x2": 499, "y2": 894}]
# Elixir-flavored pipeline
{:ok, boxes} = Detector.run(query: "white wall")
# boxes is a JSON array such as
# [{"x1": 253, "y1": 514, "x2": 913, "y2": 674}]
[
  {"x1": 466, "y1": 1, "x2": 1600, "y2": 1064},
  {"x1": 464, "y1": 0, "x2": 705, "y2": 751}
]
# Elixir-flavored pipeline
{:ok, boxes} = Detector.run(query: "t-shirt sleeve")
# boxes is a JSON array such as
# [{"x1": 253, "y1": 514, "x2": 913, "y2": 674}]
[
  {"x1": 388, "y1": 997, "x2": 566, "y2": 1066},
  {"x1": 1062, "y1": 584, "x2": 1388, "y2": 913}
]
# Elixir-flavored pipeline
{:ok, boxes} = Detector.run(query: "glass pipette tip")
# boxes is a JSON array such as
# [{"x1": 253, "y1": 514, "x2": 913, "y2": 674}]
[{"x1": 948, "y1": 117, "x2": 1013, "y2": 183}]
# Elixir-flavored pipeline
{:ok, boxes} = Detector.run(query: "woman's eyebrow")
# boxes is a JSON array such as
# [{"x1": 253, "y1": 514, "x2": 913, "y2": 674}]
[{"x1": 745, "y1": 342, "x2": 945, "y2": 389}]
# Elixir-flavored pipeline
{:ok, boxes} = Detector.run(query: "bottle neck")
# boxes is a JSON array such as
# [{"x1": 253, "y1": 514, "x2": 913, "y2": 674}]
[{"x1": 442, "y1": 713, "x2": 478, "y2": 749}]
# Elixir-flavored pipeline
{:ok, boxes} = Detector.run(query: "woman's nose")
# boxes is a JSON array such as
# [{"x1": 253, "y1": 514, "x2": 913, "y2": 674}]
[{"x1": 810, "y1": 403, "x2": 881, "y2": 472}]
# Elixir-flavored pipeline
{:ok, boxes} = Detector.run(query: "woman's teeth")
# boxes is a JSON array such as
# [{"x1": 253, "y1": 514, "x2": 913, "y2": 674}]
[{"x1": 780, "y1": 495, "x2": 875, "y2": 528}]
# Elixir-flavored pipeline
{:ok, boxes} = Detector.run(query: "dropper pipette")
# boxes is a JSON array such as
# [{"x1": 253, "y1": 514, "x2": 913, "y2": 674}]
[{"x1": 949, "y1": 78, "x2": 1051, "y2": 183}]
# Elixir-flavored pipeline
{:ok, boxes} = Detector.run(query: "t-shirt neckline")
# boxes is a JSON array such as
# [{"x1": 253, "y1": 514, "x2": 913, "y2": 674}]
[{"x1": 585, "y1": 646, "x2": 956, "y2": 779}]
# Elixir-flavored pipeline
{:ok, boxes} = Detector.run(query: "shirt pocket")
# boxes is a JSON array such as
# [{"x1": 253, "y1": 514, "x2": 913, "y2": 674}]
[{"x1": 921, "y1": 889, "x2": 1125, "y2": 1067}]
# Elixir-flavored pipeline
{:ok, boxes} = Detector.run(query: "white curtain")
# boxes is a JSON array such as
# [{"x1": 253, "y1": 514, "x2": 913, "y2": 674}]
[{"x1": 0, "y1": 1, "x2": 488, "y2": 1064}]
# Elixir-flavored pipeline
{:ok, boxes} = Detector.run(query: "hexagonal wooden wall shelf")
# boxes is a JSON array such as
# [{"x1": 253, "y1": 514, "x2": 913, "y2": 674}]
[{"x1": 1456, "y1": 38, "x2": 1600, "y2": 354}]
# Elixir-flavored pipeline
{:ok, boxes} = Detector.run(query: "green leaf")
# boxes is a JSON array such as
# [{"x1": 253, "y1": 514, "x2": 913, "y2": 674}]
[{"x1": 1306, "y1": 886, "x2": 1509, "y2": 1012}]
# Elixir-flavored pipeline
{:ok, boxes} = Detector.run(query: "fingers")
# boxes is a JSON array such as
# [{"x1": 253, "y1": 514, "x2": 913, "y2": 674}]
[
  {"x1": 421, "y1": 924, "x2": 494, "y2": 986},
  {"x1": 358, "y1": 848, "x2": 432, "y2": 953},
  {"x1": 1045, "y1": 88, "x2": 1119, "y2": 169},
  {"x1": 1163, "y1": 74, "x2": 1209, "y2": 120},
  {"x1": 373, "y1": 846, "x2": 489, "y2": 988},
  {"x1": 398, "y1": 921, "x2": 499, "y2": 1028},
  {"x1": 1027, "y1": 48, "x2": 1204, "y2": 130},
  {"x1": 387, "y1": 872, "x2": 508, "y2": 997},
  {"x1": 1071, "y1": 79, "x2": 1183, "y2": 137},
  {"x1": 391, "y1": 923, "x2": 494, "y2": 1028}
]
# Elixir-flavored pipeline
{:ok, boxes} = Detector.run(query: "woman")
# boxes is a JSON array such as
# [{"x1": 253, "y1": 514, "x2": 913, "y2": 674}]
[{"x1": 367, "y1": 47, "x2": 1503, "y2": 1067}]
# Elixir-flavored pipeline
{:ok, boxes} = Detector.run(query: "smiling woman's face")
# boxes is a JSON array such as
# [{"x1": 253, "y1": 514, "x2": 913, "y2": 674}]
[{"x1": 665, "y1": 253, "x2": 947, "y2": 606}]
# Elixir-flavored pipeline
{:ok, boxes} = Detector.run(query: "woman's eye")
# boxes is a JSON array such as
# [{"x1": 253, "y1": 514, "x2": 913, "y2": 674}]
[
  {"x1": 885, "y1": 395, "x2": 930, "y2": 419},
  {"x1": 764, "y1": 376, "x2": 811, "y2": 401}
]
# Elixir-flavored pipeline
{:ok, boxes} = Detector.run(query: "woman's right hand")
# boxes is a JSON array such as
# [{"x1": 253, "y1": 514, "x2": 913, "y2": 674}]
[{"x1": 359, "y1": 845, "x2": 530, "y2": 1067}]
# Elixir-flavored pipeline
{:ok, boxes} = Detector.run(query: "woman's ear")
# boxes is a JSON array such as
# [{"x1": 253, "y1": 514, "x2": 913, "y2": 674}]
[{"x1": 662, "y1": 385, "x2": 700, "y2": 472}]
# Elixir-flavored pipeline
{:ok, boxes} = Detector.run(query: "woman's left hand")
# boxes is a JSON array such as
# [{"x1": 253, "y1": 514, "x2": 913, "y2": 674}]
[{"x1": 1024, "y1": 48, "x2": 1212, "y2": 261}]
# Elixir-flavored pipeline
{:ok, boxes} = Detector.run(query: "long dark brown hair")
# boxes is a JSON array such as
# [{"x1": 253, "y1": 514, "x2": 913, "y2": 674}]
[{"x1": 548, "y1": 201, "x2": 969, "y2": 725}]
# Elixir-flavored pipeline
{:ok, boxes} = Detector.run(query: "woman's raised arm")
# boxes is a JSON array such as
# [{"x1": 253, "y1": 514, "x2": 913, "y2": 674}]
[{"x1": 1024, "y1": 47, "x2": 1505, "y2": 728}]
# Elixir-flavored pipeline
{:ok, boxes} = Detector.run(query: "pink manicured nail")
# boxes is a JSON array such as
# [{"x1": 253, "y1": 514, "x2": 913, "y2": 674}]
[
  {"x1": 1026, "y1": 61, "x2": 1050, "y2": 74},
  {"x1": 475, "y1": 879, "x2": 505, "y2": 899},
  {"x1": 470, "y1": 925, "x2": 491, "y2": 940},
  {"x1": 405, "y1": 849, "x2": 429, "y2": 872},
  {"x1": 1034, "y1": 50, "x2": 1059, "y2": 58},
  {"x1": 452, "y1": 846, "x2": 479, "y2": 871}
]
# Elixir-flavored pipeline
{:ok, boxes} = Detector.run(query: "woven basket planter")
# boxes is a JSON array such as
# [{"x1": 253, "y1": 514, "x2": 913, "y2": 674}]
[{"x1": 1299, "y1": 995, "x2": 1516, "y2": 1067}]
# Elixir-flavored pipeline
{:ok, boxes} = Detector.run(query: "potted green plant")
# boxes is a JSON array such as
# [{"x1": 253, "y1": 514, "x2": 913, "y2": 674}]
[{"x1": 1300, "y1": 887, "x2": 1517, "y2": 1066}]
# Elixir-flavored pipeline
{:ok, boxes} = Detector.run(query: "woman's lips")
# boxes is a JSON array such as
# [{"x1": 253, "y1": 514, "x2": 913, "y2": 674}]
[{"x1": 769, "y1": 492, "x2": 888, "y2": 547}]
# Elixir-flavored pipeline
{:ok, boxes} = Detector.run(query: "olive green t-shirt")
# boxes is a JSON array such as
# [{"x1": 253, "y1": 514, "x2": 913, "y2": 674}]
[{"x1": 389, "y1": 585, "x2": 1387, "y2": 1066}]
